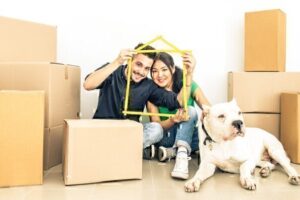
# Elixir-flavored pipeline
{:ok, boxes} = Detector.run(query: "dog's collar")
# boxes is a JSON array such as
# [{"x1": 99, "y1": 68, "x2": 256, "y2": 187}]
[{"x1": 202, "y1": 123, "x2": 215, "y2": 146}]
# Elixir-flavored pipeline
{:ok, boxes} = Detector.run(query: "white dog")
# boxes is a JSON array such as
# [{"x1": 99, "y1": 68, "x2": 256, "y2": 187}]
[{"x1": 185, "y1": 100, "x2": 300, "y2": 192}]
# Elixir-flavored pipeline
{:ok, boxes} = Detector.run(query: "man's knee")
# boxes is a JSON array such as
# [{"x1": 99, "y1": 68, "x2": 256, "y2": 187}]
[
  {"x1": 151, "y1": 122, "x2": 163, "y2": 139},
  {"x1": 143, "y1": 122, "x2": 163, "y2": 139},
  {"x1": 188, "y1": 106, "x2": 198, "y2": 121}
]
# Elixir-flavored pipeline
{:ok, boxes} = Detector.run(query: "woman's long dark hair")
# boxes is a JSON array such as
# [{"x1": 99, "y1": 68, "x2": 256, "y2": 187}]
[{"x1": 151, "y1": 52, "x2": 183, "y2": 94}]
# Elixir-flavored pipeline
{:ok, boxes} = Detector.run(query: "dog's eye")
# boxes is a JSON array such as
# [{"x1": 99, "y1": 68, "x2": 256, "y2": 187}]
[
  {"x1": 238, "y1": 111, "x2": 242, "y2": 115},
  {"x1": 218, "y1": 114, "x2": 225, "y2": 119}
]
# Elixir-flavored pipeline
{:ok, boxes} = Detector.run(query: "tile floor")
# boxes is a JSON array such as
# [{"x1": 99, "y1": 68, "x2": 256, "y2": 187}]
[{"x1": 0, "y1": 158, "x2": 299, "y2": 200}]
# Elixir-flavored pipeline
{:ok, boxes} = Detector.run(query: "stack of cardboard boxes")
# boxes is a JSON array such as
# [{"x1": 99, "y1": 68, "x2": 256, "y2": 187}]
[
  {"x1": 228, "y1": 9, "x2": 300, "y2": 163},
  {"x1": 0, "y1": 16, "x2": 81, "y2": 187},
  {"x1": 0, "y1": 16, "x2": 143, "y2": 187}
]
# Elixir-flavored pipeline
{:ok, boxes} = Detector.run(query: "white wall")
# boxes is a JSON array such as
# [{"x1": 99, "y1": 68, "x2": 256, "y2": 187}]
[{"x1": 2, "y1": 0, "x2": 300, "y2": 118}]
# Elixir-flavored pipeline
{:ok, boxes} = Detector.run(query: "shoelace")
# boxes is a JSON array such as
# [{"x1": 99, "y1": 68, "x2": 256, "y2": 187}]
[{"x1": 174, "y1": 156, "x2": 191, "y2": 171}]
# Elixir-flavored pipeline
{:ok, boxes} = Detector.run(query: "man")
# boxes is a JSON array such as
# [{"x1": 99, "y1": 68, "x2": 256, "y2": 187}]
[{"x1": 84, "y1": 43, "x2": 194, "y2": 159}]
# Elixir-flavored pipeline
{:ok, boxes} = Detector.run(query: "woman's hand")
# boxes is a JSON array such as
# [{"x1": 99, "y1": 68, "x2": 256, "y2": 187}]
[
  {"x1": 170, "y1": 108, "x2": 189, "y2": 123},
  {"x1": 182, "y1": 52, "x2": 196, "y2": 76}
]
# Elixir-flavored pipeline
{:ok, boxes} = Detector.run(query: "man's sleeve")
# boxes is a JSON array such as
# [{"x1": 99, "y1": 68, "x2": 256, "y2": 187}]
[
  {"x1": 148, "y1": 85, "x2": 181, "y2": 110},
  {"x1": 84, "y1": 62, "x2": 111, "y2": 89}
]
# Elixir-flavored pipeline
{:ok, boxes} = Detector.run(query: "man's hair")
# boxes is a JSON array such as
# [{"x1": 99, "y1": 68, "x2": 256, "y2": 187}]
[{"x1": 134, "y1": 43, "x2": 156, "y2": 60}]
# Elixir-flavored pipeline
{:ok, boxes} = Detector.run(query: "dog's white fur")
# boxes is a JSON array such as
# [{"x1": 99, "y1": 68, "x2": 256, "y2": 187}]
[{"x1": 185, "y1": 99, "x2": 300, "y2": 192}]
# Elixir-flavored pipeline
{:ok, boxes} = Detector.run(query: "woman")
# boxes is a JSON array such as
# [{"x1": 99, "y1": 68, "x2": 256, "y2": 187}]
[{"x1": 147, "y1": 52, "x2": 210, "y2": 179}]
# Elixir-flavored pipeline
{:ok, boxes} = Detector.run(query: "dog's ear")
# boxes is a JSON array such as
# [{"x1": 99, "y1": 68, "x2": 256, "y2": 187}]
[
  {"x1": 230, "y1": 98, "x2": 237, "y2": 106},
  {"x1": 202, "y1": 104, "x2": 210, "y2": 118}
]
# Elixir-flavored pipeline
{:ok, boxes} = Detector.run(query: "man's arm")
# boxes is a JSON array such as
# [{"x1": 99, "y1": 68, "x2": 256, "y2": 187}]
[
  {"x1": 83, "y1": 49, "x2": 135, "y2": 90},
  {"x1": 148, "y1": 86, "x2": 181, "y2": 110},
  {"x1": 147, "y1": 101, "x2": 187, "y2": 130}
]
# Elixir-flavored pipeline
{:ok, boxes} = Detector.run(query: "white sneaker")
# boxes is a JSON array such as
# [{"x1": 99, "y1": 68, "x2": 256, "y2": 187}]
[{"x1": 171, "y1": 151, "x2": 191, "y2": 179}]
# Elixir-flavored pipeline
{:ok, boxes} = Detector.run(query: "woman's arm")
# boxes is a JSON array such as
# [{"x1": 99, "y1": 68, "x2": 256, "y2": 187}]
[
  {"x1": 193, "y1": 87, "x2": 210, "y2": 109},
  {"x1": 147, "y1": 101, "x2": 185, "y2": 130},
  {"x1": 176, "y1": 52, "x2": 195, "y2": 105}
]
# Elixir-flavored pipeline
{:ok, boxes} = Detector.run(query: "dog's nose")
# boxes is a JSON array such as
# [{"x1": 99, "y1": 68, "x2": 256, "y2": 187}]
[{"x1": 232, "y1": 120, "x2": 243, "y2": 130}]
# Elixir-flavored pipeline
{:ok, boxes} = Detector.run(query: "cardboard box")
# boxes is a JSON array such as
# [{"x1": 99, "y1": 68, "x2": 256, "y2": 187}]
[
  {"x1": 280, "y1": 93, "x2": 300, "y2": 164},
  {"x1": 44, "y1": 125, "x2": 64, "y2": 170},
  {"x1": 228, "y1": 72, "x2": 300, "y2": 113},
  {"x1": 243, "y1": 113, "x2": 280, "y2": 138},
  {"x1": 0, "y1": 62, "x2": 81, "y2": 128},
  {"x1": 63, "y1": 119, "x2": 143, "y2": 185},
  {"x1": 245, "y1": 9, "x2": 286, "y2": 72},
  {"x1": 0, "y1": 90, "x2": 44, "y2": 187},
  {"x1": 0, "y1": 16, "x2": 56, "y2": 62}
]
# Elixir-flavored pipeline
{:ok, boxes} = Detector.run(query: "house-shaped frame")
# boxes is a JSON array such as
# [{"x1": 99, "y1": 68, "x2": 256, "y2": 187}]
[{"x1": 123, "y1": 36, "x2": 191, "y2": 118}]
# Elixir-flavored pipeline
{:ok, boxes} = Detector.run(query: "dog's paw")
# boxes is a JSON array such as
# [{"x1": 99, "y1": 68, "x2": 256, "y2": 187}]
[
  {"x1": 184, "y1": 178, "x2": 201, "y2": 192},
  {"x1": 240, "y1": 178, "x2": 257, "y2": 190},
  {"x1": 259, "y1": 167, "x2": 271, "y2": 178},
  {"x1": 288, "y1": 176, "x2": 300, "y2": 185}
]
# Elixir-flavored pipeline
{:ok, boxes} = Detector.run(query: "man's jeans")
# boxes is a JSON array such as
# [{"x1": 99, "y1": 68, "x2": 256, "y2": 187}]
[
  {"x1": 156, "y1": 106, "x2": 199, "y2": 154},
  {"x1": 142, "y1": 122, "x2": 163, "y2": 149}
]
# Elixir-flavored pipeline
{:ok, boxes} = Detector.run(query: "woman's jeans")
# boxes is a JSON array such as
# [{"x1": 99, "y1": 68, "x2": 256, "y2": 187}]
[{"x1": 156, "y1": 106, "x2": 199, "y2": 155}]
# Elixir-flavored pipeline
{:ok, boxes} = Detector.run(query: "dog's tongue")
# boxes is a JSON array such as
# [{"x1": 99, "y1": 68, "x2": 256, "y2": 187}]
[
  {"x1": 233, "y1": 128, "x2": 239, "y2": 135},
  {"x1": 232, "y1": 127, "x2": 244, "y2": 136},
  {"x1": 233, "y1": 128, "x2": 244, "y2": 137}
]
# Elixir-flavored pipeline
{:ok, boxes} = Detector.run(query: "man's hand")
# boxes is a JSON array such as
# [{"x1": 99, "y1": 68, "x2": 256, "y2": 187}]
[{"x1": 115, "y1": 49, "x2": 136, "y2": 65}]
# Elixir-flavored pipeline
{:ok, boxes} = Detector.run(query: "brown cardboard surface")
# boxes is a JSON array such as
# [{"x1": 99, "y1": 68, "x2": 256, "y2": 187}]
[
  {"x1": 44, "y1": 125, "x2": 64, "y2": 170},
  {"x1": 0, "y1": 16, "x2": 56, "y2": 62},
  {"x1": 63, "y1": 119, "x2": 143, "y2": 185},
  {"x1": 243, "y1": 113, "x2": 280, "y2": 138},
  {"x1": 280, "y1": 93, "x2": 300, "y2": 164},
  {"x1": 245, "y1": 9, "x2": 286, "y2": 72},
  {"x1": 0, "y1": 90, "x2": 44, "y2": 187},
  {"x1": 228, "y1": 72, "x2": 300, "y2": 113},
  {"x1": 0, "y1": 62, "x2": 81, "y2": 128}
]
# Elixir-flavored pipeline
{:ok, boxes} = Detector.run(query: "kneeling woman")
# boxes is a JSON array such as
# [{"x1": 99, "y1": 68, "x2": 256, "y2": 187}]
[{"x1": 147, "y1": 52, "x2": 210, "y2": 179}]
